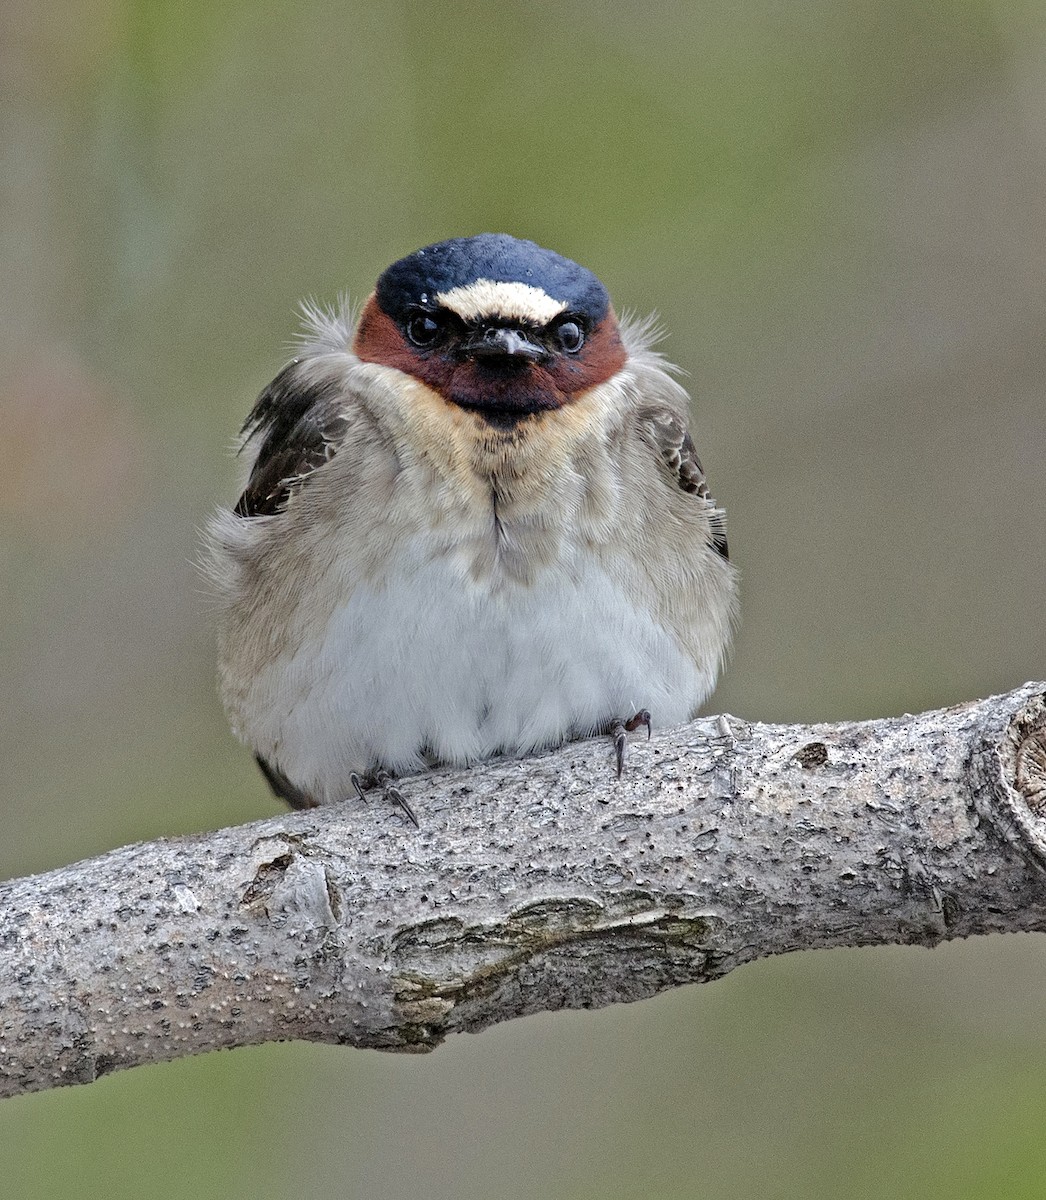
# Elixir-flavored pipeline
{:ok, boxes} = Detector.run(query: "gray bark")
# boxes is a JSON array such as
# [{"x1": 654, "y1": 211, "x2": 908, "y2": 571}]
[{"x1": 3, "y1": 682, "x2": 1046, "y2": 1099}]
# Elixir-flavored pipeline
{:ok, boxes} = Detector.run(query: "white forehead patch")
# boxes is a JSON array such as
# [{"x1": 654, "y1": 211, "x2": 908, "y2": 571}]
[{"x1": 435, "y1": 279, "x2": 568, "y2": 325}]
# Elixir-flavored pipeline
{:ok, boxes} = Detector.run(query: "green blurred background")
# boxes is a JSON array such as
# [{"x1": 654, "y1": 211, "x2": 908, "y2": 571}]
[{"x1": 4, "y1": 1, "x2": 1046, "y2": 1196}]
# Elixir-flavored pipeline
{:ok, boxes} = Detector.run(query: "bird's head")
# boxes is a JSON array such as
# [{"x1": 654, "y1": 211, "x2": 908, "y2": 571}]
[{"x1": 352, "y1": 234, "x2": 627, "y2": 425}]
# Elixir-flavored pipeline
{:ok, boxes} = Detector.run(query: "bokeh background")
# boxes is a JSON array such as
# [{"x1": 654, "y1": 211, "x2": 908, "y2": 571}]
[{"x1": 4, "y1": 1, "x2": 1046, "y2": 1196}]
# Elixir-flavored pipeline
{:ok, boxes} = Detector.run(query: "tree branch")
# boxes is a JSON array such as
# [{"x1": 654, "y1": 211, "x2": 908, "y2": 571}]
[{"x1": 3, "y1": 682, "x2": 1046, "y2": 1099}]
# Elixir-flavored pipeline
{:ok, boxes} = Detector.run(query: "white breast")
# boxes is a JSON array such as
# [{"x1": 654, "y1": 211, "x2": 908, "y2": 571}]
[{"x1": 240, "y1": 530, "x2": 712, "y2": 803}]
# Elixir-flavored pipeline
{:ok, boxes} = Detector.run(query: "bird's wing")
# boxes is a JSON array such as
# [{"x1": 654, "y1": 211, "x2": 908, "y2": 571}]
[
  {"x1": 234, "y1": 360, "x2": 351, "y2": 518},
  {"x1": 254, "y1": 752, "x2": 318, "y2": 809},
  {"x1": 642, "y1": 405, "x2": 730, "y2": 560}
]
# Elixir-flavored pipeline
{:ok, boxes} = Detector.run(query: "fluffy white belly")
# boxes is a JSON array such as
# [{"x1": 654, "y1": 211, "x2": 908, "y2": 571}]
[{"x1": 242, "y1": 541, "x2": 710, "y2": 802}]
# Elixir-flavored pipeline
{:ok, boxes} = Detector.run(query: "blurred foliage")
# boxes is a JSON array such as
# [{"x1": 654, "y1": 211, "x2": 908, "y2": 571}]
[{"x1": 3, "y1": 0, "x2": 1046, "y2": 1196}]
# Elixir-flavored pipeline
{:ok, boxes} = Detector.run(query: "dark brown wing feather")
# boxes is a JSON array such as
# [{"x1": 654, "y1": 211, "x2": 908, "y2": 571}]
[
  {"x1": 645, "y1": 407, "x2": 730, "y2": 560},
  {"x1": 255, "y1": 753, "x2": 317, "y2": 809},
  {"x1": 234, "y1": 361, "x2": 349, "y2": 518}
]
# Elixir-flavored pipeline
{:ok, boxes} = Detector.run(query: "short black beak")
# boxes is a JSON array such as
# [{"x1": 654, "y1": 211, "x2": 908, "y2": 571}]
[{"x1": 463, "y1": 326, "x2": 548, "y2": 363}]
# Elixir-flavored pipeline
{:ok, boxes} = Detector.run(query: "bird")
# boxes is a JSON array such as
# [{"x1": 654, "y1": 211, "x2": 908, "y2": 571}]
[{"x1": 205, "y1": 233, "x2": 738, "y2": 821}]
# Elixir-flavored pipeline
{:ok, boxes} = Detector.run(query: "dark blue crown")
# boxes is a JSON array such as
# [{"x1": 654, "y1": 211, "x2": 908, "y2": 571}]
[{"x1": 375, "y1": 234, "x2": 611, "y2": 323}]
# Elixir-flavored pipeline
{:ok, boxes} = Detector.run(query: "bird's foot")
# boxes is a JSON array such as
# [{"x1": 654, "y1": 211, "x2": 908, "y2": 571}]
[
  {"x1": 351, "y1": 769, "x2": 419, "y2": 828},
  {"x1": 609, "y1": 709, "x2": 652, "y2": 777}
]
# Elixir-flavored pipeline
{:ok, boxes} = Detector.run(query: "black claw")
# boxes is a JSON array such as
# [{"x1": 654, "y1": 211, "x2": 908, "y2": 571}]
[
  {"x1": 611, "y1": 710, "x2": 653, "y2": 778},
  {"x1": 388, "y1": 786, "x2": 420, "y2": 829},
  {"x1": 377, "y1": 771, "x2": 420, "y2": 828},
  {"x1": 612, "y1": 722, "x2": 628, "y2": 777},
  {"x1": 352, "y1": 770, "x2": 419, "y2": 828}
]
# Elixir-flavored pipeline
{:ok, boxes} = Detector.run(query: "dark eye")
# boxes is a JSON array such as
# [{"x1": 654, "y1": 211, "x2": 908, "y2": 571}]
[
  {"x1": 555, "y1": 319, "x2": 585, "y2": 353},
  {"x1": 406, "y1": 313, "x2": 442, "y2": 348}
]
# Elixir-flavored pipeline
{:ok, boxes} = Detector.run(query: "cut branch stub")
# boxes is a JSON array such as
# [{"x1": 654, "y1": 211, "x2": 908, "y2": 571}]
[{"x1": 972, "y1": 688, "x2": 1046, "y2": 871}]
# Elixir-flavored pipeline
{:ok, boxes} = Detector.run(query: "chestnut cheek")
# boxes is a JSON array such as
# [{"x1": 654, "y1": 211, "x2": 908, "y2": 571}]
[
  {"x1": 539, "y1": 325, "x2": 626, "y2": 397},
  {"x1": 352, "y1": 297, "x2": 416, "y2": 373}
]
